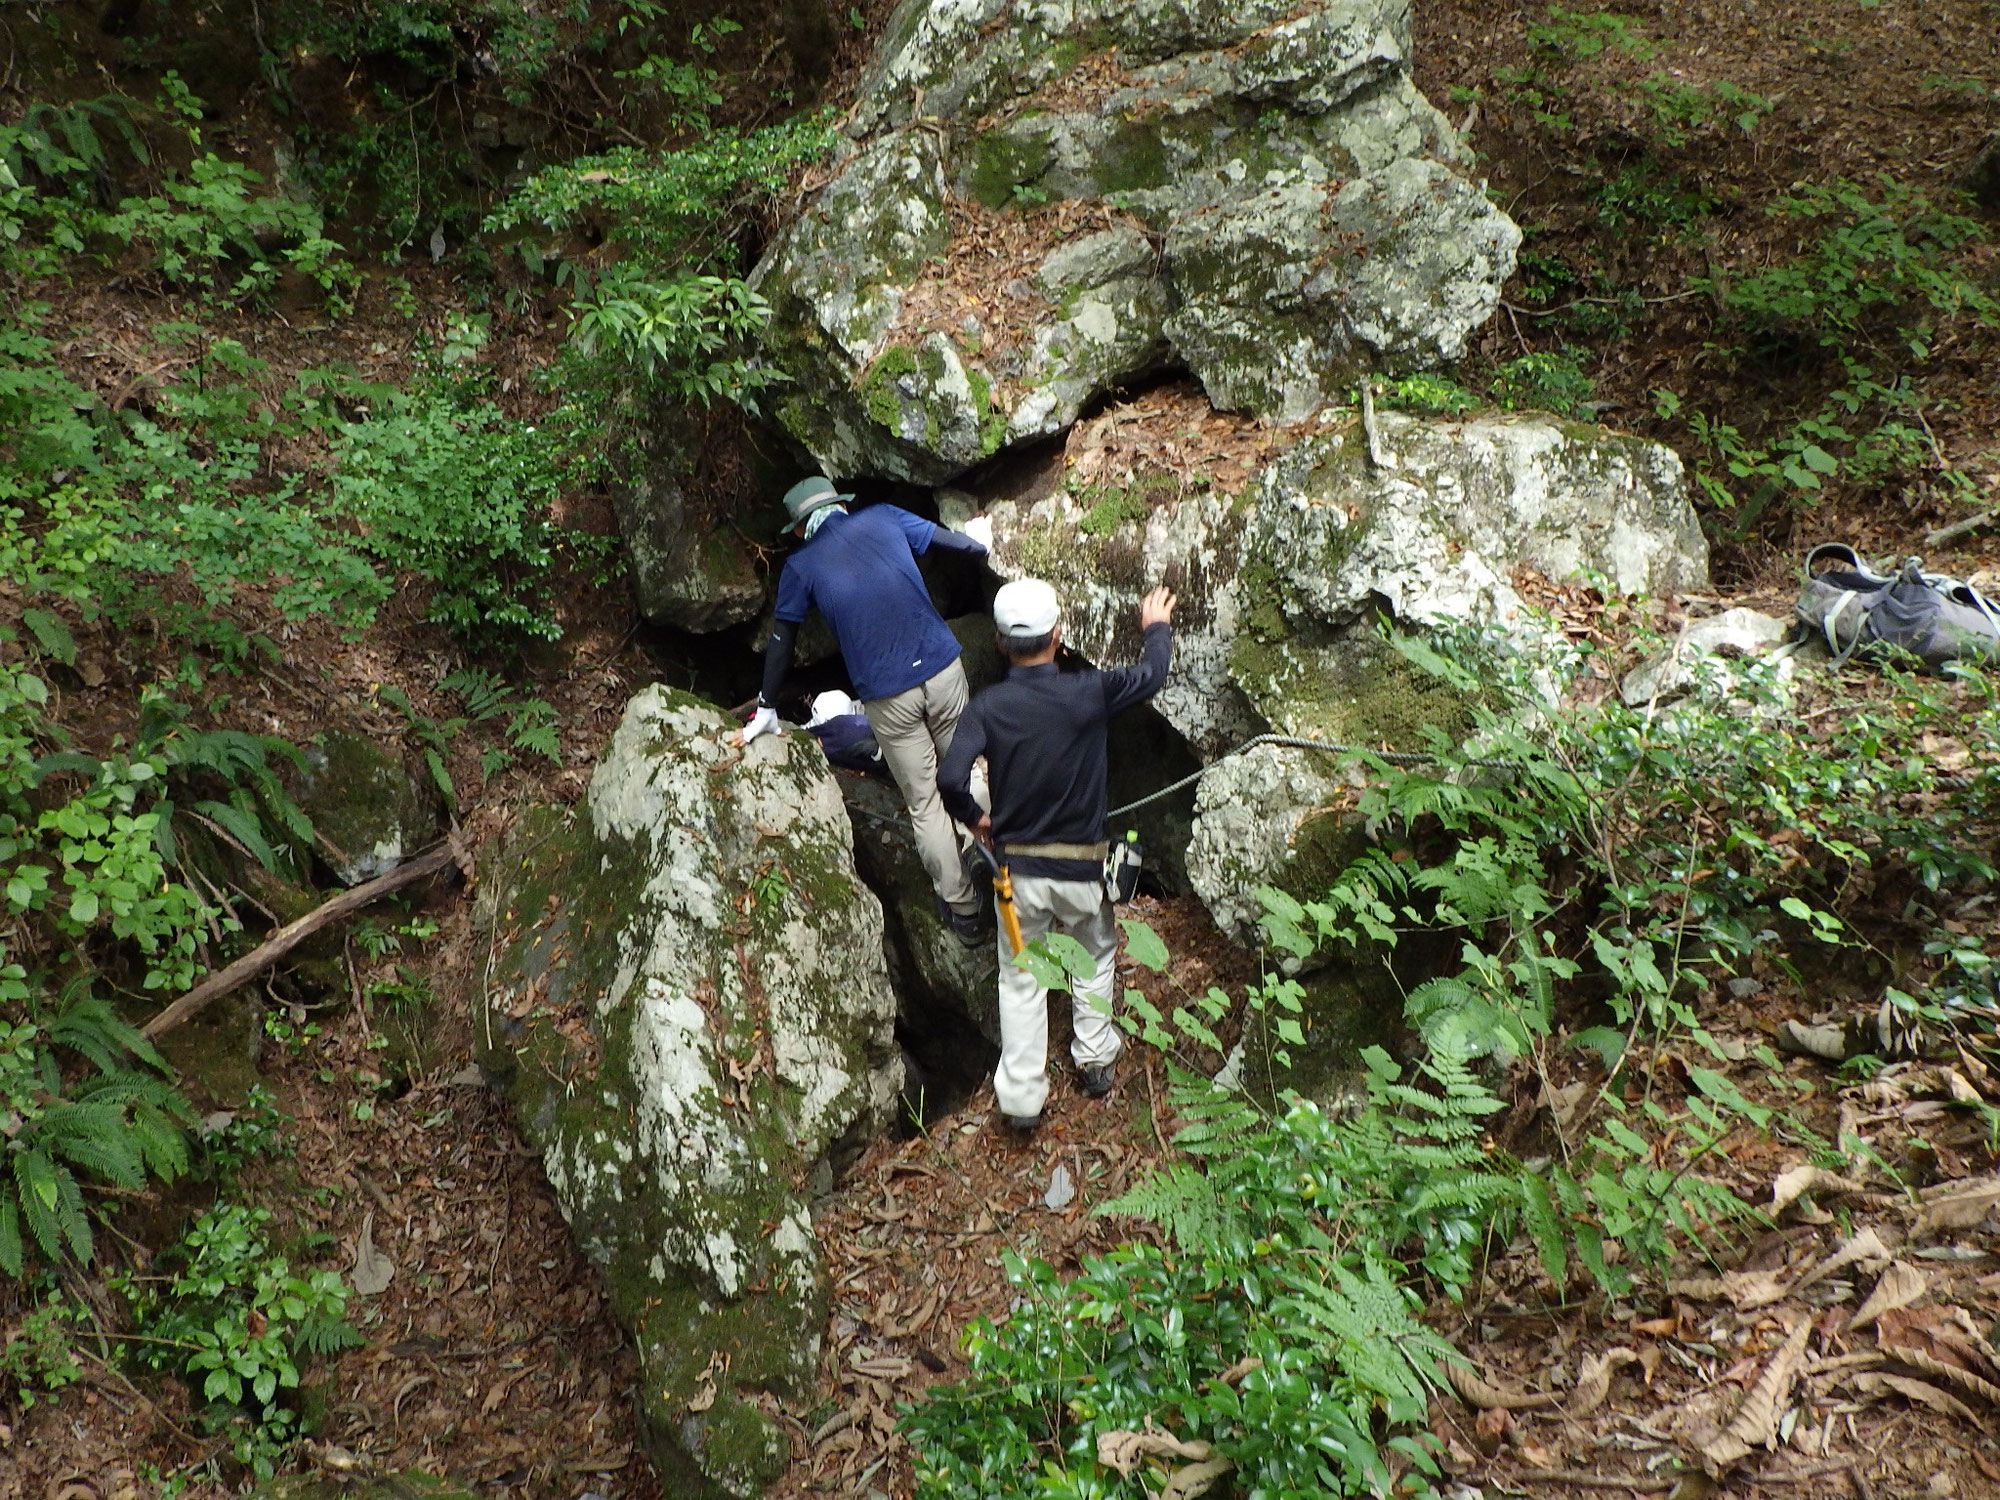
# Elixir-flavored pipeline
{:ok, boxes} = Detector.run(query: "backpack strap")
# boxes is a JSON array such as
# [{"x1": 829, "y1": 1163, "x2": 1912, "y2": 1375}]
[
  {"x1": 1821, "y1": 588, "x2": 1869, "y2": 664},
  {"x1": 1806, "y1": 542, "x2": 1902, "y2": 591}
]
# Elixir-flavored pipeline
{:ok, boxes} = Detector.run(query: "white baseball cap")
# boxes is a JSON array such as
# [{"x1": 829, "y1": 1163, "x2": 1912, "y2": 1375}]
[
  {"x1": 993, "y1": 579, "x2": 1061, "y2": 638},
  {"x1": 806, "y1": 690, "x2": 857, "y2": 726}
]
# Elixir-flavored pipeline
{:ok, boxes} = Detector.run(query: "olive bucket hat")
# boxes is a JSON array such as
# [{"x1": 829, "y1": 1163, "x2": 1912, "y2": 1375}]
[{"x1": 781, "y1": 475, "x2": 851, "y2": 527}]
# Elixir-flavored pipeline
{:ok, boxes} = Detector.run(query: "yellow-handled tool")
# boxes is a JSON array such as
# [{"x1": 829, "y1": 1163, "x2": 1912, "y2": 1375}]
[
  {"x1": 970, "y1": 841, "x2": 1024, "y2": 957},
  {"x1": 991, "y1": 859, "x2": 1025, "y2": 957}
]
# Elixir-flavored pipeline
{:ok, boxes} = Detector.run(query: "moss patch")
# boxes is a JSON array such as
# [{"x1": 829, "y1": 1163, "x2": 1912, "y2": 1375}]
[
  {"x1": 965, "y1": 124, "x2": 1055, "y2": 210},
  {"x1": 861, "y1": 344, "x2": 919, "y2": 429}
]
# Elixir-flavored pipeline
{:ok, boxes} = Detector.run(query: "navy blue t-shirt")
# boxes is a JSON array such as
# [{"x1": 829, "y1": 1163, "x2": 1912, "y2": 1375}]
[{"x1": 773, "y1": 506, "x2": 962, "y2": 702}]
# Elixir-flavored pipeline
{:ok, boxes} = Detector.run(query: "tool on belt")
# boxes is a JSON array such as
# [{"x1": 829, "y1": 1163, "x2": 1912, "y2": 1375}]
[
  {"x1": 967, "y1": 841, "x2": 1025, "y2": 956},
  {"x1": 969, "y1": 829, "x2": 1144, "y2": 960}
]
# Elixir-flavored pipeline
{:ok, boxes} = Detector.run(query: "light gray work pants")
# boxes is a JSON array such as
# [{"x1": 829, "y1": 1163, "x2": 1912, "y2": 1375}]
[
  {"x1": 993, "y1": 874, "x2": 1122, "y2": 1119},
  {"x1": 863, "y1": 658, "x2": 979, "y2": 914}
]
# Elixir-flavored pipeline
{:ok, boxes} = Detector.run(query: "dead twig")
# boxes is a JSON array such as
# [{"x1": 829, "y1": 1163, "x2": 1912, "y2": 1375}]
[{"x1": 142, "y1": 843, "x2": 456, "y2": 1039}]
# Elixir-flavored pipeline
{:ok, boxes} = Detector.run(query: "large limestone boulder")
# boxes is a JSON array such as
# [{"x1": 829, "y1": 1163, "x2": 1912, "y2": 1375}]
[
  {"x1": 476, "y1": 688, "x2": 901, "y2": 1499},
  {"x1": 749, "y1": 0, "x2": 1518, "y2": 482},
  {"x1": 983, "y1": 410, "x2": 1710, "y2": 946}
]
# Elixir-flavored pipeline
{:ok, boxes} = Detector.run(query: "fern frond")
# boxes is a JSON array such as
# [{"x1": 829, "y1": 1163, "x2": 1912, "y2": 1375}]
[
  {"x1": 0, "y1": 1197, "x2": 22, "y2": 1277},
  {"x1": 14, "y1": 1149, "x2": 66, "y2": 1262},
  {"x1": 1281, "y1": 1258, "x2": 1448, "y2": 1409},
  {"x1": 1162, "y1": 1079, "x2": 1266, "y2": 1160},
  {"x1": 129, "y1": 1102, "x2": 193, "y2": 1181},
  {"x1": 294, "y1": 1312, "x2": 365, "y2": 1359},
  {"x1": 41, "y1": 1101, "x2": 146, "y2": 1187},
  {"x1": 46, "y1": 994, "x2": 154, "y2": 1073},
  {"x1": 195, "y1": 797, "x2": 279, "y2": 870},
  {"x1": 1098, "y1": 1163, "x2": 1243, "y2": 1252},
  {"x1": 1517, "y1": 1168, "x2": 1567, "y2": 1286}
]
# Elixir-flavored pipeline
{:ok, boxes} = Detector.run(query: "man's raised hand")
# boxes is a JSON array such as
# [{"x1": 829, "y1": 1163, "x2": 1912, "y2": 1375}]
[{"x1": 1138, "y1": 586, "x2": 1177, "y2": 629}]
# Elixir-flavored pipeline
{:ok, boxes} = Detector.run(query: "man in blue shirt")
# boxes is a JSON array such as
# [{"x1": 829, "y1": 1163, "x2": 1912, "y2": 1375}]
[{"x1": 745, "y1": 476, "x2": 993, "y2": 942}]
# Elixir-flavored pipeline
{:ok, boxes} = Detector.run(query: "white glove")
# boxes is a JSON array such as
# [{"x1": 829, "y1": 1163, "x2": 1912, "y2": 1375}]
[
  {"x1": 743, "y1": 706, "x2": 782, "y2": 743},
  {"x1": 959, "y1": 514, "x2": 994, "y2": 549}
]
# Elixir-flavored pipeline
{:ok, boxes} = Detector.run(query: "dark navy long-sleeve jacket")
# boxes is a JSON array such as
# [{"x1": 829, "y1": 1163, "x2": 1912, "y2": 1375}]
[{"x1": 938, "y1": 623, "x2": 1173, "y2": 881}]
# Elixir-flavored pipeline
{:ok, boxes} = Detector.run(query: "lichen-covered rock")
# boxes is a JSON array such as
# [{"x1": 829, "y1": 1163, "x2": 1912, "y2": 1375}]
[
  {"x1": 1164, "y1": 160, "x2": 1518, "y2": 420},
  {"x1": 476, "y1": 688, "x2": 901, "y2": 1499},
  {"x1": 610, "y1": 406, "x2": 762, "y2": 632},
  {"x1": 982, "y1": 411, "x2": 1709, "y2": 947},
  {"x1": 748, "y1": 0, "x2": 1515, "y2": 480},
  {"x1": 989, "y1": 412, "x2": 1708, "y2": 756},
  {"x1": 751, "y1": 129, "x2": 965, "y2": 483},
  {"x1": 296, "y1": 730, "x2": 438, "y2": 886},
  {"x1": 1010, "y1": 227, "x2": 1175, "y2": 444}
]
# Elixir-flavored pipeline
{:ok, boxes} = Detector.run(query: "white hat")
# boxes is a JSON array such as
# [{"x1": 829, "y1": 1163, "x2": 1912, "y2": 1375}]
[
  {"x1": 993, "y1": 579, "x2": 1061, "y2": 638},
  {"x1": 806, "y1": 689, "x2": 857, "y2": 727}
]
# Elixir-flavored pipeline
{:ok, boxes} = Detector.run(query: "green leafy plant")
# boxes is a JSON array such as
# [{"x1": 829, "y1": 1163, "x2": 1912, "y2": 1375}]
[
  {"x1": 1379, "y1": 373, "x2": 1478, "y2": 416},
  {"x1": 1634, "y1": 75, "x2": 1772, "y2": 146},
  {"x1": 1489, "y1": 348, "x2": 1595, "y2": 416},
  {"x1": 330, "y1": 387, "x2": 571, "y2": 641},
  {"x1": 906, "y1": 1047, "x2": 1532, "y2": 1498},
  {"x1": 2, "y1": 1288, "x2": 86, "y2": 1406},
  {"x1": 122, "y1": 1202, "x2": 360, "y2": 1477},
  {"x1": 1255, "y1": 626, "x2": 1998, "y2": 1281}
]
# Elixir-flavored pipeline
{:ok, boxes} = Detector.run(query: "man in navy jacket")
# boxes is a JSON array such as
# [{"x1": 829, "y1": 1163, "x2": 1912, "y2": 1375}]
[
  {"x1": 746, "y1": 476, "x2": 994, "y2": 943},
  {"x1": 938, "y1": 578, "x2": 1176, "y2": 1128}
]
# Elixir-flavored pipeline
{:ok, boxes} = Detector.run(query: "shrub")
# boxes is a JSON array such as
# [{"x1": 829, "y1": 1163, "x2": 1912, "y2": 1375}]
[
  {"x1": 906, "y1": 1050, "x2": 1521, "y2": 1499},
  {"x1": 121, "y1": 1202, "x2": 361, "y2": 1477},
  {"x1": 330, "y1": 387, "x2": 571, "y2": 641}
]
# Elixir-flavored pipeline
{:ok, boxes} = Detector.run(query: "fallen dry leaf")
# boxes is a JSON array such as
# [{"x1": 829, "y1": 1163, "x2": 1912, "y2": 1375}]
[
  {"x1": 1096, "y1": 1428, "x2": 1216, "y2": 1478},
  {"x1": 1876, "y1": 1305, "x2": 2000, "y2": 1405},
  {"x1": 1851, "y1": 1262, "x2": 1928, "y2": 1330},
  {"x1": 1792, "y1": 1227, "x2": 1894, "y2": 1293},
  {"x1": 1473, "y1": 1405, "x2": 1513, "y2": 1455},
  {"x1": 1852, "y1": 1371, "x2": 1977, "y2": 1421},
  {"x1": 1159, "y1": 1456, "x2": 1235, "y2": 1500},
  {"x1": 1771, "y1": 1165, "x2": 1864, "y2": 1216},
  {"x1": 1697, "y1": 1318, "x2": 1811, "y2": 1471},
  {"x1": 1912, "y1": 1176, "x2": 2000, "y2": 1237},
  {"x1": 1566, "y1": 1348, "x2": 1641, "y2": 1417},
  {"x1": 351, "y1": 1212, "x2": 396, "y2": 1296},
  {"x1": 1445, "y1": 1359, "x2": 1558, "y2": 1411}
]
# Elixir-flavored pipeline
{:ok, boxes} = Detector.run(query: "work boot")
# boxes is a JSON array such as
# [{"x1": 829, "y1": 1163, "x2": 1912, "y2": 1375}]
[
  {"x1": 945, "y1": 902, "x2": 994, "y2": 949},
  {"x1": 1078, "y1": 1063, "x2": 1116, "y2": 1098}
]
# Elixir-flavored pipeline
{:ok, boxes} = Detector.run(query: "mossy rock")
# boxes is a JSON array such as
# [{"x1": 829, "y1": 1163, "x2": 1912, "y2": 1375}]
[
  {"x1": 753, "y1": 0, "x2": 1505, "y2": 476},
  {"x1": 1222, "y1": 961, "x2": 1404, "y2": 1109},
  {"x1": 296, "y1": 731, "x2": 438, "y2": 887},
  {"x1": 477, "y1": 687, "x2": 901, "y2": 1499}
]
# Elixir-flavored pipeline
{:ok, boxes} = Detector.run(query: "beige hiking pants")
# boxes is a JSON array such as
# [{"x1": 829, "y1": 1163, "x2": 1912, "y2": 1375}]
[
  {"x1": 863, "y1": 658, "x2": 979, "y2": 914},
  {"x1": 993, "y1": 873, "x2": 1122, "y2": 1119}
]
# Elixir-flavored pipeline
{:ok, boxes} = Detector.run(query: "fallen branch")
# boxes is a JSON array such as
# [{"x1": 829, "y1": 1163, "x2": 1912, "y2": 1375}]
[
  {"x1": 1926, "y1": 508, "x2": 1999, "y2": 548},
  {"x1": 142, "y1": 842, "x2": 457, "y2": 1040}
]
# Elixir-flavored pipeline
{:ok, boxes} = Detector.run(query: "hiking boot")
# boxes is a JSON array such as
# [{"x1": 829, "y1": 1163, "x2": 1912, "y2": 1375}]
[
  {"x1": 1001, "y1": 1111, "x2": 1042, "y2": 1133},
  {"x1": 1078, "y1": 1063, "x2": 1116, "y2": 1098},
  {"x1": 945, "y1": 903, "x2": 994, "y2": 949}
]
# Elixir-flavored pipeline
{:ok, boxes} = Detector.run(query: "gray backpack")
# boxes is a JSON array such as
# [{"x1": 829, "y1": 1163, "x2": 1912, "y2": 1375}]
[{"x1": 1797, "y1": 544, "x2": 2000, "y2": 670}]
